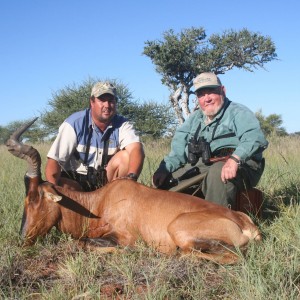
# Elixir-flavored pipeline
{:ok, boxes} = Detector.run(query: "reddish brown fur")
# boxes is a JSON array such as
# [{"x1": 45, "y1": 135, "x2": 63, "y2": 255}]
[
  {"x1": 22, "y1": 178, "x2": 261, "y2": 264},
  {"x1": 8, "y1": 120, "x2": 261, "y2": 263}
]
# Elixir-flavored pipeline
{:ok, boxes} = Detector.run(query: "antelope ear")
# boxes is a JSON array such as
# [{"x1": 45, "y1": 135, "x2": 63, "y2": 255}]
[{"x1": 45, "y1": 192, "x2": 62, "y2": 202}]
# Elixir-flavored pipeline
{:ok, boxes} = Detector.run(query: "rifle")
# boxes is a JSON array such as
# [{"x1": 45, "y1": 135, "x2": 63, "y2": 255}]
[{"x1": 168, "y1": 155, "x2": 230, "y2": 192}]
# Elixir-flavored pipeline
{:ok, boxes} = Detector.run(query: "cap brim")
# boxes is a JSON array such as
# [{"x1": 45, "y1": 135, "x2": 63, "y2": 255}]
[
  {"x1": 95, "y1": 91, "x2": 116, "y2": 98},
  {"x1": 195, "y1": 84, "x2": 220, "y2": 91}
]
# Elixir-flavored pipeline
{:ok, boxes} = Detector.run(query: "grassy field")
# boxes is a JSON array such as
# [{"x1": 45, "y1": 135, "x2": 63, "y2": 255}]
[{"x1": 0, "y1": 135, "x2": 299, "y2": 299}]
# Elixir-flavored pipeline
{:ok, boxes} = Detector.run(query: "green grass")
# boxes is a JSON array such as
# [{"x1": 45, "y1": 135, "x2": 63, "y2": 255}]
[{"x1": 0, "y1": 136, "x2": 299, "y2": 299}]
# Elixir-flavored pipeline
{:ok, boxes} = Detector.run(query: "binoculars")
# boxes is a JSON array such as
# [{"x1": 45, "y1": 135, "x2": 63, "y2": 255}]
[
  {"x1": 187, "y1": 137, "x2": 211, "y2": 165},
  {"x1": 87, "y1": 166, "x2": 108, "y2": 188}
]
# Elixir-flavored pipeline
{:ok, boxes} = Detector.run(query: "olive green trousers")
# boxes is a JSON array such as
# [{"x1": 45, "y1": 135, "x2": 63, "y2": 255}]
[{"x1": 171, "y1": 159, "x2": 265, "y2": 208}]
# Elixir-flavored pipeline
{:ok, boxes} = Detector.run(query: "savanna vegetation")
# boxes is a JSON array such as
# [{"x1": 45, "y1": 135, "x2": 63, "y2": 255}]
[
  {"x1": 1, "y1": 25, "x2": 298, "y2": 299},
  {"x1": 0, "y1": 133, "x2": 299, "y2": 299}
]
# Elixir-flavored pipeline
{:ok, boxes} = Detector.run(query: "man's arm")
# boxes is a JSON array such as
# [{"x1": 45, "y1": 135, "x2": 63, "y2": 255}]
[
  {"x1": 221, "y1": 105, "x2": 268, "y2": 183},
  {"x1": 45, "y1": 158, "x2": 62, "y2": 185},
  {"x1": 232, "y1": 108, "x2": 268, "y2": 162},
  {"x1": 162, "y1": 113, "x2": 199, "y2": 173},
  {"x1": 46, "y1": 121, "x2": 78, "y2": 184},
  {"x1": 106, "y1": 142, "x2": 145, "y2": 181},
  {"x1": 125, "y1": 142, "x2": 145, "y2": 177},
  {"x1": 117, "y1": 120, "x2": 145, "y2": 178}
]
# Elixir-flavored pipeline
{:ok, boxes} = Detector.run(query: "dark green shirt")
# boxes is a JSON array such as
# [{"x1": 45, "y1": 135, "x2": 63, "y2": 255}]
[{"x1": 164, "y1": 98, "x2": 268, "y2": 172}]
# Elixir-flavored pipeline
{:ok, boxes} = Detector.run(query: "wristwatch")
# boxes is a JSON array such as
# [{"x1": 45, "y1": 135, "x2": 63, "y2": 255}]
[
  {"x1": 229, "y1": 155, "x2": 241, "y2": 166},
  {"x1": 127, "y1": 173, "x2": 138, "y2": 181}
]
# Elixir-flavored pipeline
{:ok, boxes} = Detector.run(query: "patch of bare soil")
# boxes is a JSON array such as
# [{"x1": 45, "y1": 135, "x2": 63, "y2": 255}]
[{"x1": 1, "y1": 240, "x2": 228, "y2": 299}]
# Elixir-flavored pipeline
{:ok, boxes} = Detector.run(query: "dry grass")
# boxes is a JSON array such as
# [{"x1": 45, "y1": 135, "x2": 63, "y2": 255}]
[{"x1": 0, "y1": 135, "x2": 300, "y2": 299}]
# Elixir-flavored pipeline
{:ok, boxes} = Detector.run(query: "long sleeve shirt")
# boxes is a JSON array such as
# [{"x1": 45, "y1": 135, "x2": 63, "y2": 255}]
[{"x1": 164, "y1": 98, "x2": 268, "y2": 172}]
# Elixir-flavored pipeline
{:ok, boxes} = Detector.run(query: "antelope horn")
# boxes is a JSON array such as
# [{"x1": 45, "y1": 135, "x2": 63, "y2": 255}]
[{"x1": 6, "y1": 117, "x2": 41, "y2": 178}]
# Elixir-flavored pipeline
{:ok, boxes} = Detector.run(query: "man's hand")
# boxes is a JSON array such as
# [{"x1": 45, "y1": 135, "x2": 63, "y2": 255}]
[
  {"x1": 152, "y1": 169, "x2": 171, "y2": 188},
  {"x1": 221, "y1": 155, "x2": 240, "y2": 183}
]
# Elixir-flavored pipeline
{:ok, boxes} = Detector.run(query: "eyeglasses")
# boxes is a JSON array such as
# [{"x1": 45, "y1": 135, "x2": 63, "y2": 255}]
[{"x1": 195, "y1": 87, "x2": 221, "y2": 98}]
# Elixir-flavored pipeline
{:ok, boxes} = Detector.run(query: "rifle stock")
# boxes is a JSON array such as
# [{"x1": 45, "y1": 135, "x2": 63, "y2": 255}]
[
  {"x1": 169, "y1": 173, "x2": 207, "y2": 192},
  {"x1": 169, "y1": 155, "x2": 229, "y2": 192}
]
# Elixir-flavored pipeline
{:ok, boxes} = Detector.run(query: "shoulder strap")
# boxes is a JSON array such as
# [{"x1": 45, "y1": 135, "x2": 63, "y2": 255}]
[
  {"x1": 193, "y1": 122, "x2": 202, "y2": 141},
  {"x1": 83, "y1": 125, "x2": 93, "y2": 166},
  {"x1": 211, "y1": 100, "x2": 235, "y2": 141},
  {"x1": 212, "y1": 132, "x2": 236, "y2": 141},
  {"x1": 83, "y1": 126, "x2": 113, "y2": 168},
  {"x1": 101, "y1": 128, "x2": 112, "y2": 168}
]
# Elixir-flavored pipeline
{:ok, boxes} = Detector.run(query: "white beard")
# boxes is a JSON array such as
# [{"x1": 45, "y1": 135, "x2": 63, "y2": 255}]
[{"x1": 201, "y1": 97, "x2": 224, "y2": 121}]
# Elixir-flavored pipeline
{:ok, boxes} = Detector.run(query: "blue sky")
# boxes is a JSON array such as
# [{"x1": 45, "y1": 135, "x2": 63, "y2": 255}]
[{"x1": 1, "y1": 0, "x2": 299, "y2": 133}]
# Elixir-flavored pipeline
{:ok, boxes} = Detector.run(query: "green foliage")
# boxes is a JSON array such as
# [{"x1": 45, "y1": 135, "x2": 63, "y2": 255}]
[
  {"x1": 41, "y1": 77, "x2": 175, "y2": 139},
  {"x1": 133, "y1": 101, "x2": 176, "y2": 138},
  {"x1": 143, "y1": 27, "x2": 278, "y2": 122},
  {"x1": 41, "y1": 78, "x2": 136, "y2": 135},
  {"x1": 144, "y1": 27, "x2": 277, "y2": 87},
  {"x1": 0, "y1": 78, "x2": 176, "y2": 143},
  {"x1": 144, "y1": 27, "x2": 206, "y2": 89},
  {"x1": 0, "y1": 118, "x2": 47, "y2": 144},
  {"x1": 255, "y1": 109, "x2": 288, "y2": 136},
  {"x1": 207, "y1": 29, "x2": 277, "y2": 72},
  {"x1": 0, "y1": 125, "x2": 10, "y2": 144}
]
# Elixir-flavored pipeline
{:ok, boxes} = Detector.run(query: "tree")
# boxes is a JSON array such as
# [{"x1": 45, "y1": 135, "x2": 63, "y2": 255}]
[
  {"x1": 41, "y1": 78, "x2": 175, "y2": 139},
  {"x1": 133, "y1": 101, "x2": 176, "y2": 138},
  {"x1": 0, "y1": 125, "x2": 10, "y2": 145},
  {"x1": 0, "y1": 78, "x2": 175, "y2": 144},
  {"x1": 291, "y1": 132, "x2": 300, "y2": 136},
  {"x1": 143, "y1": 27, "x2": 277, "y2": 123},
  {"x1": 0, "y1": 119, "x2": 46, "y2": 144},
  {"x1": 41, "y1": 78, "x2": 137, "y2": 136},
  {"x1": 255, "y1": 110, "x2": 287, "y2": 136}
]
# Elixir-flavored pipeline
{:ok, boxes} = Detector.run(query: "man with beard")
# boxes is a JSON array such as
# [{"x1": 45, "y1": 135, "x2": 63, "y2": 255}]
[
  {"x1": 152, "y1": 72, "x2": 268, "y2": 208},
  {"x1": 46, "y1": 81, "x2": 144, "y2": 191}
]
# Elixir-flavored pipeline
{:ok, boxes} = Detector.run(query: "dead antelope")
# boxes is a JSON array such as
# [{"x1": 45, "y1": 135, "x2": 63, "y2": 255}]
[{"x1": 6, "y1": 119, "x2": 261, "y2": 264}]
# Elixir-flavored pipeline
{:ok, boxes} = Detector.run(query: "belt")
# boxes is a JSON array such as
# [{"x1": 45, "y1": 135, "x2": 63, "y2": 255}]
[
  {"x1": 212, "y1": 148, "x2": 235, "y2": 157},
  {"x1": 249, "y1": 157, "x2": 263, "y2": 164},
  {"x1": 212, "y1": 150, "x2": 264, "y2": 166}
]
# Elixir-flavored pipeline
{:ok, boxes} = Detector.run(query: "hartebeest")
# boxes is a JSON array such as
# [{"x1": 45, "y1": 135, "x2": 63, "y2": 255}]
[{"x1": 6, "y1": 119, "x2": 261, "y2": 264}]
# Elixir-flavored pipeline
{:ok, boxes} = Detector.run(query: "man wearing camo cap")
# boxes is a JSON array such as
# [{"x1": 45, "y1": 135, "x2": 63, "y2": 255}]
[{"x1": 46, "y1": 81, "x2": 144, "y2": 191}]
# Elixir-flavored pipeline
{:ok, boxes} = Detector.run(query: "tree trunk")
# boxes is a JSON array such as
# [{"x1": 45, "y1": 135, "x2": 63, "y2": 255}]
[
  {"x1": 169, "y1": 86, "x2": 184, "y2": 124},
  {"x1": 181, "y1": 85, "x2": 191, "y2": 119}
]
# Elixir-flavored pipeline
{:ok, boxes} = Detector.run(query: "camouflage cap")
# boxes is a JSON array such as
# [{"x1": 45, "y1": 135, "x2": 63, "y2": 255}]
[
  {"x1": 91, "y1": 81, "x2": 117, "y2": 98},
  {"x1": 193, "y1": 72, "x2": 222, "y2": 91}
]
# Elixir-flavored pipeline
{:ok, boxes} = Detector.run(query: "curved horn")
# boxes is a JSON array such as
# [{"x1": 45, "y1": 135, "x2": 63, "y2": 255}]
[{"x1": 6, "y1": 117, "x2": 42, "y2": 179}]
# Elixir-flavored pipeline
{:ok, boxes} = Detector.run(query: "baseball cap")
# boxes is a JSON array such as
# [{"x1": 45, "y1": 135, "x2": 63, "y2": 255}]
[
  {"x1": 91, "y1": 81, "x2": 117, "y2": 98},
  {"x1": 193, "y1": 72, "x2": 222, "y2": 91}
]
